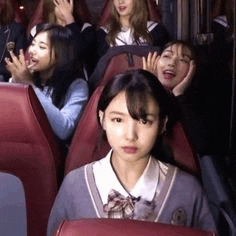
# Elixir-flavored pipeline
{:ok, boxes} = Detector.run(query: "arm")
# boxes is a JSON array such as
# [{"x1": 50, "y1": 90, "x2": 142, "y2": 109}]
[
  {"x1": 13, "y1": 22, "x2": 28, "y2": 54},
  {"x1": 67, "y1": 22, "x2": 97, "y2": 56},
  {"x1": 97, "y1": 27, "x2": 109, "y2": 59},
  {"x1": 34, "y1": 79, "x2": 89, "y2": 140},
  {"x1": 47, "y1": 173, "x2": 74, "y2": 236}
]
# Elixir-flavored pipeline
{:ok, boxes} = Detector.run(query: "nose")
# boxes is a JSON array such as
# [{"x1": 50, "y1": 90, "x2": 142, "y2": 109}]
[
  {"x1": 168, "y1": 56, "x2": 178, "y2": 67},
  {"x1": 28, "y1": 45, "x2": 36, "y2": 56},
  {"x1": 124, "y1": 121, "x2": 138, "y2": 141}
]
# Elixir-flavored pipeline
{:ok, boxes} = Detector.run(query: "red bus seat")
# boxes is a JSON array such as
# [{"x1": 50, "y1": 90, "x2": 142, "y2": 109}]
[
  {"x1": 65, "y1": 46, "x2": 200, "y2": 175},
  {"x1": 53, "y1": 218, "x2": 216, "y2": 236},
  {"x1": 0, "y1": 83, "x2": 62, "y2": 236}
]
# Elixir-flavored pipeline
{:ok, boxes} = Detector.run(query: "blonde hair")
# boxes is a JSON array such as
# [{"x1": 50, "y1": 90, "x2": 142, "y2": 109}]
[{"x1": 107, "y1": 0, "x2": 151, "y2": 46}]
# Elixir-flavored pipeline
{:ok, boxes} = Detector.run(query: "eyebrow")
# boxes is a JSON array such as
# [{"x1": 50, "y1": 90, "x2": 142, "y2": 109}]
[
  {"x1": 164, "y1": 49, "x2": 192, "y2": 59},
  {"x1": 32, "y1": 39, "x2": 48, "y2": 46},
  {"x1": 108, "y1": 111, "x2": 158, "y2": 118}
]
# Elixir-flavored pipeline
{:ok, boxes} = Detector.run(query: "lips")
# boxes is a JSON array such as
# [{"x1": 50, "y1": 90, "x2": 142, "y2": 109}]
[
  {"x1": 122, "y1": 146, "x2": 138, "y2": 154},
  {"x1": 163, "y1": 70, "x2": 176, "y2": 80},
  {"x1": 30, "y1": 58, "x2": 39, "y2": 65},
  {"x1": 119, "y1": 6, "x2": 126, "y2": 11}
]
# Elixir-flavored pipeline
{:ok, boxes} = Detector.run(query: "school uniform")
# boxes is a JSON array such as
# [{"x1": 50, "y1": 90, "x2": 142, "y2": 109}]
[
  {"x1": 34, "y1": 78, "x2": 89, "y2": 141},
  {"x1": 47, "y1": 150, "x2": 217, "y2": 236},
  {"x1": 97, "y1": 21, "x2": 171, "y2": 59}
]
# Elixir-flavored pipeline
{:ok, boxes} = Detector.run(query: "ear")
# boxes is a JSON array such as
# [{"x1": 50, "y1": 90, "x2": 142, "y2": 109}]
[
  {"x1": 99, "y1": 110, "x2": 105, "y2": 130},
  {"x1": 161, "y1": 116, "x2": 168, "y2": 134}
]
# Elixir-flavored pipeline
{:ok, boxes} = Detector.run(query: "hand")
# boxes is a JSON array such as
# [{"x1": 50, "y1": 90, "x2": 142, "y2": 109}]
[
  {"x1": 5, "y1": 49, "x2": 33, "y2": 85},
  {"x1": 53, "y1": 0, "x2": 74, "y2": 25},
  {"x1": 172, "y1": 60, "x2": 196, "y2": 96},
  {"x1": 142, "y1": 52, "x2": 159, "y2": 77}
]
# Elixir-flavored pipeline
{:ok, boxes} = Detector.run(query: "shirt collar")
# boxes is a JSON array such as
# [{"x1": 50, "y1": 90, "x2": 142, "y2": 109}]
[{"x1": 93, "y1": 150, "x2": 161, "y2": 204}]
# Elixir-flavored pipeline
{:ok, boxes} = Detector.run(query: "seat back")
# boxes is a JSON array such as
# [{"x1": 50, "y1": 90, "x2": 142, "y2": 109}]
[
  {"x1": 54, "y1": 219, "x2": 216, "y2": 236},
  {"x1": 0, "y1": 172, "x2": 27, "y2": 236},
  {"x1": 0, "y1": 83, "x2": 61, "y2": 236},
  {"x1": 98, "y1": 0, "x2": 161, "y2": 27},
  {"x1": 65, "y1": 46, "x2": 200, "y2": 175}
]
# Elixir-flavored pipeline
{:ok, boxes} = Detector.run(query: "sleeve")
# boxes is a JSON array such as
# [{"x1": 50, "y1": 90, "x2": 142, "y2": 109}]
[
  {"x1": 96, "y1": 27, "x2": 109, "y2": 59},
  {"x1": 66, "y1": 22, "x2": 97, "y2": 56},
  {"x1": 47, "y1": 174, "x2": 75, "y2": 236},
  {"x1": 34, "y1": 79, "x2": 89, "y2": 140},
  {"x1": 150, "y1": 23, "x2": 171, "y2": 48},
  {"x1": 191, "y1": 183, "x2": 217, "y2": 232},
  {"x1": 13, "y1": 23, "x2": 28, "y2": 54},
  {"x1": 173, "y1": 90, "x2": 214, "y2": 155}
]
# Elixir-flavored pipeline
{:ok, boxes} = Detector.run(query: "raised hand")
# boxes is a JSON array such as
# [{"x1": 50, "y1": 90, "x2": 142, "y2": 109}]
[
  {"x1": 5, "y1": 49, "x2": 33, "y2": 85},
  {"x1": 142, "y1": 52, "x2": 159, "y2": 77},
  {"x1": 53, "y1": 0, "x2": 74, "y2": 26},
  {"x1": 172, "y1": 60, "x2": 195, "y2": 96}
]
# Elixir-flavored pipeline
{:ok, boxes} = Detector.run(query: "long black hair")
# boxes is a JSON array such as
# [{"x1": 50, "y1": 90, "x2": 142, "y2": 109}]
[{"x1": 32, "y1": 23, "x2": 82, "y2": 108}]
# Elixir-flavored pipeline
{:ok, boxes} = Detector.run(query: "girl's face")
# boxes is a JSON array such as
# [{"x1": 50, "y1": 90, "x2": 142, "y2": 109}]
[
  {"x1": 28, "y1": 31, "x2": 55, "y2": 72},
  {"x1": 99, "y1": 91, "x2": 162, "y2": 164},
  {"x1": 157, "y1": 44, "x2": 192, "y2": 90},
  {"x1": 113, "y1": 0, "x2": 134, "y2": 22}
]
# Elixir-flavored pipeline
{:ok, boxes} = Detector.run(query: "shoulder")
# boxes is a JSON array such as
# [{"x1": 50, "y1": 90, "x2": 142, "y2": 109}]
[
  {"x1": 63, "y1": 165, "x2": 87, "y2": 187},
  {"x1": 68, "y1": 78, "x2": 89, "y2": 93},
  {"x1": 147, "y1": 21, "x2": 159, "y2": 31},
  {"x1": 174, "y1": 168, "x2": 203, "y2": 193},
  {"x1": 99, "y1": 26, "x2": 109, "y2": 34},
  {"x1": 81, "y1": 22, "x2": 95, "y2": 32},
  {"x1": 8, "y1": 21, "x2": 24, "y2": 32}
]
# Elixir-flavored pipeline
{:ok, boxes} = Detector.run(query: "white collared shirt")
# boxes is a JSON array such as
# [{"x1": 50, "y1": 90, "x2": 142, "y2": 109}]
[
  {"x1": 93, "y1": 150, "x2": 168, "y2": 205},
  {"x1": 101, "y1": 21, "x2": 158, "y2": 46}
]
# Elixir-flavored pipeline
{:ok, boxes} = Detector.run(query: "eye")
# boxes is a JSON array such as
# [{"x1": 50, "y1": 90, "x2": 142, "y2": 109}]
[
  {"x1": 162, "y1": 54, "x2": 170, "y2": 58},
  {"x1": 180, "y1": 58, "x2": 189, "y2": 64},
  {"x1": 111, "y1": 118, "x2": 122, "y2": 123},
  {"x1": 39, "y1": 46, "x2": 47, "y2": 50},
  {"x1": 138, "y1": 119, "x2": 153, "y2": 125}
]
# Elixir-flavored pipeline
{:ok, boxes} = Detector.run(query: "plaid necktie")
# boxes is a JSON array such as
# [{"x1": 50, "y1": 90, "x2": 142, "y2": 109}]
[{"x1": 103, "y1": 189, "x2": 139, "y2": 219}]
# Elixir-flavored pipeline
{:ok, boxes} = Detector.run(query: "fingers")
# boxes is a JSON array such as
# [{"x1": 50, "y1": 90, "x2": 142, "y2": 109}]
[
  {"x1": 53, "y1": 0, "x2": 59, "y2": 6},
  {"x1": 19, "y1": 49, "x2": 26, "y2": 66},
  {"x1": 186, "y1": 60, "x2": 195, "y2": 79},
  {"x1": 142, "y1": 56, "x2": 147, "y2": 70}
]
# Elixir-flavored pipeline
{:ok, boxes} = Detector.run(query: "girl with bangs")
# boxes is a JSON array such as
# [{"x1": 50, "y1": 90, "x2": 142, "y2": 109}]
[
  {"x1": 143, "y1": 39, "x2": 231, "y2": 156},
  {"x1": 47, "y1": 69, "x2": 216, "y2": 236},
  {"x1": 97, "y1": 0, "x2": 170, "y2": 58},
  {"x1": 5, "y1": 23, "x2": 89, "y2": 147}
]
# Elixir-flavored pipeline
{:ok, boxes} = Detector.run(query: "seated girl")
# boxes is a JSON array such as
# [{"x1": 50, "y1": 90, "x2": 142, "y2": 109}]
[
  {"x1": 97, "y1": 0, "x2": 171, "y2": 59},
  {"x1": 29, "y1": 0, "x2": 97, "y2": 78},
  {"x1": 5, "y1": 23, "x2": 89, "y2": 144},
  {"x1": 143, "y1": 40, "x2": 229, "y2": 155},
  {"x1": 47, "y1": 69, "x2": 217, "y2": 236}
]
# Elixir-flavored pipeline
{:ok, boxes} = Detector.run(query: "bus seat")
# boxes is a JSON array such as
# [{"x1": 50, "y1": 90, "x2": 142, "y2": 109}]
[
  {"x1": 0, "y1": 83, "x2": 61, "y2": 236},
  {"x1": 0, "y1": 172, "x2": 27, "y2": 236},
  {"x1": 89, "y1": 45, "x2": 161, "y2": 92},
  {"x1": 98, "y1": 0, "x2": 161, "y2": 27},
  {"x1": 53, "y1": 218, "x2": 216, "y2": 236},
  {"x1": 65, "y1": 45, "x2": 200, "y2": 175}
]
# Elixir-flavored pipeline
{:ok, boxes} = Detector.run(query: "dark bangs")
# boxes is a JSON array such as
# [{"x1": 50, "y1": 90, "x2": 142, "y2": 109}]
[
  {"x1": 125, "y1": 76, "x2": 153, "y2": 122},
  {"x1": 98, "y1": 69, "x2": 170, "y2": 123}
]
